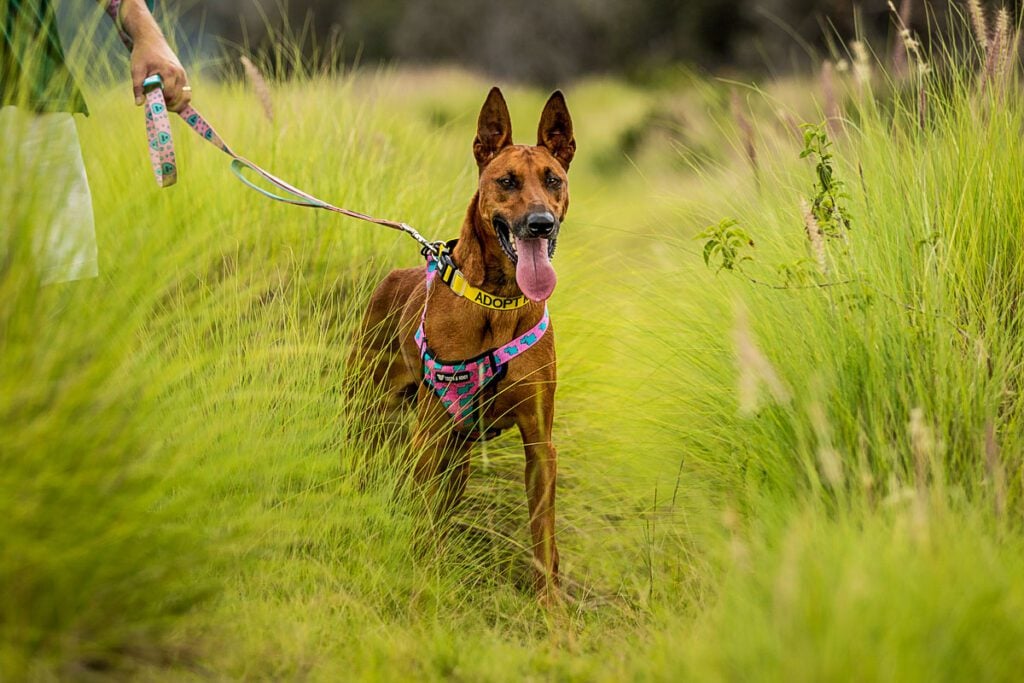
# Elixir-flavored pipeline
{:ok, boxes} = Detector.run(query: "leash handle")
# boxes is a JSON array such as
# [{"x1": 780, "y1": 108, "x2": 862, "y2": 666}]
[
  {"x1": 142, "y1": 75, "x2": 177, "y2": 187},
  {"x1": 108, "y1": 1, "x2": 176, "y2": 187}
]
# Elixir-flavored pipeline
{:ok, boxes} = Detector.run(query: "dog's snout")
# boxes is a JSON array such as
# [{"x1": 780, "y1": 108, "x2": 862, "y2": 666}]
[{"x1": 526, "y1": 212, "x2": 556, "y2": 237}]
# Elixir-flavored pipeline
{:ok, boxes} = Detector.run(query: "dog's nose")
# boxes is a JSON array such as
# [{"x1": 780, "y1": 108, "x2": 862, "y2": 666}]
[{"x1": 526, "y1": 212, "x2": 556, "y2": 237}]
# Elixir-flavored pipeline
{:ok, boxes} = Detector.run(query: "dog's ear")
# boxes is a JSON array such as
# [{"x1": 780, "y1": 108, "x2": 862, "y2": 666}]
[
  {"x1": 537, "y1": 91, "x2": 575, "y2": 170},
  {"x1": 474, "y1": 87, "x2": 513, "y2": 171}
]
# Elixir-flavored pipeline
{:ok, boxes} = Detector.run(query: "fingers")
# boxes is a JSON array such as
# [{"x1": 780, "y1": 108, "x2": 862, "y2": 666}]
[
  {"x1": 170, "y1": 82, "x2": 193, "y2": 113},
  {"x1": 135, "y1": 64, "x2": 192, "y2": 113},
  {"x1": 132, "y1": 63, "x2": 146, "y2": 105},
  {"x1": 161, "y1": 66, "x2": 191, "y2": 112},
  {"x1": 129, "y1": 42, "x2": 190, "y2": 110}
]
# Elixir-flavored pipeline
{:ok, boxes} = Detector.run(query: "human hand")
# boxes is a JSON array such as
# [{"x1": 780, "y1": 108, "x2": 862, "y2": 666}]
[{"x1": 130, "y1": 34, "x2": 191, "y2": 112}]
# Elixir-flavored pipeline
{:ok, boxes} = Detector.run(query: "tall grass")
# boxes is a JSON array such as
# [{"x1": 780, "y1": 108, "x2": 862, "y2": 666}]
[
  {"x1": 633, "y1": 9, "x2": 1024, "y2": 679},
  {"x1": 2, "y1": 3, "x2": 1024, "y2": 680}
]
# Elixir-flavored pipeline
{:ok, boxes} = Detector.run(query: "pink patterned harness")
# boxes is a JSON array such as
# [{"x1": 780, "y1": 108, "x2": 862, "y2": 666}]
[{"x1": 415, "y1": 254, "x2": 550, "y2": 440}]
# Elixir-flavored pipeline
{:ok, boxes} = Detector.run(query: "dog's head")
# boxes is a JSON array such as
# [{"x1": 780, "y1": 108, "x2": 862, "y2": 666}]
[{"x1": 472, "y1": 87, "x2": 575, "y2": 302}]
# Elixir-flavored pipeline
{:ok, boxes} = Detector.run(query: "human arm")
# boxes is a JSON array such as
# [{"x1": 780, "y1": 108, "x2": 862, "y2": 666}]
[{"x1": 102, "y1": 0, "x2": 191, "y2": 112}]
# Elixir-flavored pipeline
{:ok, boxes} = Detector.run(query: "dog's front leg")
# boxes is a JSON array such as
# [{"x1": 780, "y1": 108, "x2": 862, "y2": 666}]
[
  {"x1": 410, "y1": 394, "x2": 472, "y2": 522},
  {"x1": 519, "y1": 407, "x2": 560, "y2": 604}
]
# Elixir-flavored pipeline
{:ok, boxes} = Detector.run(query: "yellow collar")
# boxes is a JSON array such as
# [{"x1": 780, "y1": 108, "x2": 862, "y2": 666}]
[{"x1": 431, "y1": 243, "x2": 531, "y2": 311}]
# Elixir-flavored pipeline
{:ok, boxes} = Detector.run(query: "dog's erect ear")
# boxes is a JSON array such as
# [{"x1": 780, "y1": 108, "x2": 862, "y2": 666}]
[
  {"x1": 473, "y1": 87, "x2": 513, "y2": 171},
  {"x1": 537, "y1": 91, "x2": 575, "y2": 170}
]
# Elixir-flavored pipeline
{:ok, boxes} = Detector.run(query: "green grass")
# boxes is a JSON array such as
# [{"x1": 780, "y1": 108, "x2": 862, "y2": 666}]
[{"x1": 3, "y1": 13, "x2": 1024, "y2": 681}]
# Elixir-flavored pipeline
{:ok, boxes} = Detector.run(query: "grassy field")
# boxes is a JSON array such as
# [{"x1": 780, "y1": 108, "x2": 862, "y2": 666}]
[{"x1": 3, "y1": 10, "x2": 1024, "y2": 681}]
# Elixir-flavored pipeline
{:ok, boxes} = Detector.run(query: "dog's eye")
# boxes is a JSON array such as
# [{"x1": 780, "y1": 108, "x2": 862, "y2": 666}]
[
  {"x1": 497, "y1": 175, "x2": 517, "y2": 190},
  {"x1": 545, "y1": 175, "x2": 562, "y2": 190}
]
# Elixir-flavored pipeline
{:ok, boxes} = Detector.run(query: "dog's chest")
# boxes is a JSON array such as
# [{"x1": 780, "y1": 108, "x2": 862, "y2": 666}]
[{"x1": 423, "y1": 308, "x2": 522, "y2": 360}]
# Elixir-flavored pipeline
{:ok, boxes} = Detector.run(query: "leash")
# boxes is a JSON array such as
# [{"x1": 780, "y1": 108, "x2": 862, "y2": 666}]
[
  {"x1": 107, "y1": 1, "x2": 531, "y2": 310},
  {"x1": 106, "y1": 0, "x2": 437, "y2": 255},
  {"x1": 141, "y1": 78, "x2": 531, "y2": 310},
  {"x1": 140, "y1": 75, "x2": 438, "y2": 254}
]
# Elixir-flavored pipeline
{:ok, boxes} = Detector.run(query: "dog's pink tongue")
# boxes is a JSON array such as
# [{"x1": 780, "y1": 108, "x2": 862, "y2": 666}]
[{"x1": 514, "y1": 237, "x2": 557, "y2": 301}]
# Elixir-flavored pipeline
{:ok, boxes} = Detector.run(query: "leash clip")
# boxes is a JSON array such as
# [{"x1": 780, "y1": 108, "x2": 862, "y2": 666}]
[{"x1": 421, "y1": 241, "x2": 444, "y2": 259}]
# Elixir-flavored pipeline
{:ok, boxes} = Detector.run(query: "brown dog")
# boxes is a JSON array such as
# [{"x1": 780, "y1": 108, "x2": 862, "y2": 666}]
[{"x1": 352, "y1": 87, "x2": 575, "y2": 600}]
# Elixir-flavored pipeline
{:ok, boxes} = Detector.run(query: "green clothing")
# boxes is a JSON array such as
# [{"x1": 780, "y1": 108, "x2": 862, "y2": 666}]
[
  {"x1": 1, "y1": 0, "x2": 87, "y2": 112},
  {"x1": 1, "y1": 0, "x2": 155, "y2": 114}
]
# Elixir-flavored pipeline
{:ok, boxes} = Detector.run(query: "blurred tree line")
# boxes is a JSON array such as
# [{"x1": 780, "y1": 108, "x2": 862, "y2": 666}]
[{"x1": 180, "y1": 0, "x2": 1022, "y2": 83}]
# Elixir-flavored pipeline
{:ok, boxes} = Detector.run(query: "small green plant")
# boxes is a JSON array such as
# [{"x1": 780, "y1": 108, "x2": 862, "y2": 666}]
[
  {"x1": 695, "y1": 218, "x2": 754, "y2": 272},
  {"x1": 800, "y1": 123, "x2": 852, "y2": 238},
  {"x1": 776, "y1": 258, "x2": 818, "y2": 286},
  {"x1": 696, "y1": 129, "x2": 854, "y2": 286}
]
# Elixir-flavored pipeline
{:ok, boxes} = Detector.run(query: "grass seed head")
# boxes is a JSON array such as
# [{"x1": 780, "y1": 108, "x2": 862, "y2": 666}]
[
  {"x1": 918, "y1": 81, "x2": 928, "y2": 129},
  {"x1": 241, "y1": 56, "x2": 275, "y2": 123},
  {"x1": 851, "y1": 41, "x2": 873, "y2": 89},
  {"x1": 820, "y1": 61, "x2": 842, "y2": 134},
  {"x1": 984, "y1": 421, "x2": 1006, "y2": 519},
  {"x1": 987, "y1": 8, "x2": 1011, "y2": 89},
  {"x1": 734, "y1": 305, "x2": 791, "y2": 416},
  {"x1": 809, "y1": 399, "x2": 844, "y2": 487},
  {"x1": 730, "y1": 90, "x2": 758, "y2": 176},
  {"x1": 967, "y1": 0, "x2": 989, "y2": 56},
  {"x1": 908, "y1": 408, "x2": 934, "y2": 491},
  {"x1": 801, "y1": 198, "x2": 828, "y2": 276}
]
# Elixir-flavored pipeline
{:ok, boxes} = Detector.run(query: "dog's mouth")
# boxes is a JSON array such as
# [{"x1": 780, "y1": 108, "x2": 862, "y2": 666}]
[
  {"x1": 494, "y1": 217, "x2": 559, "y2": 264},
  {"x1": 493, "y1": 215, "x2": 558, "y2": 302},
  {"x1": 494, "y1": 216, "x2": 518, "y2": 264}
]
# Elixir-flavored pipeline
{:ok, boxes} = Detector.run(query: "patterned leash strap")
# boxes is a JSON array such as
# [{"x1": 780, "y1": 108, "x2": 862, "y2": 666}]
[{"x1": 141, "y1": 75, "x2": 176, "y2": 186}]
